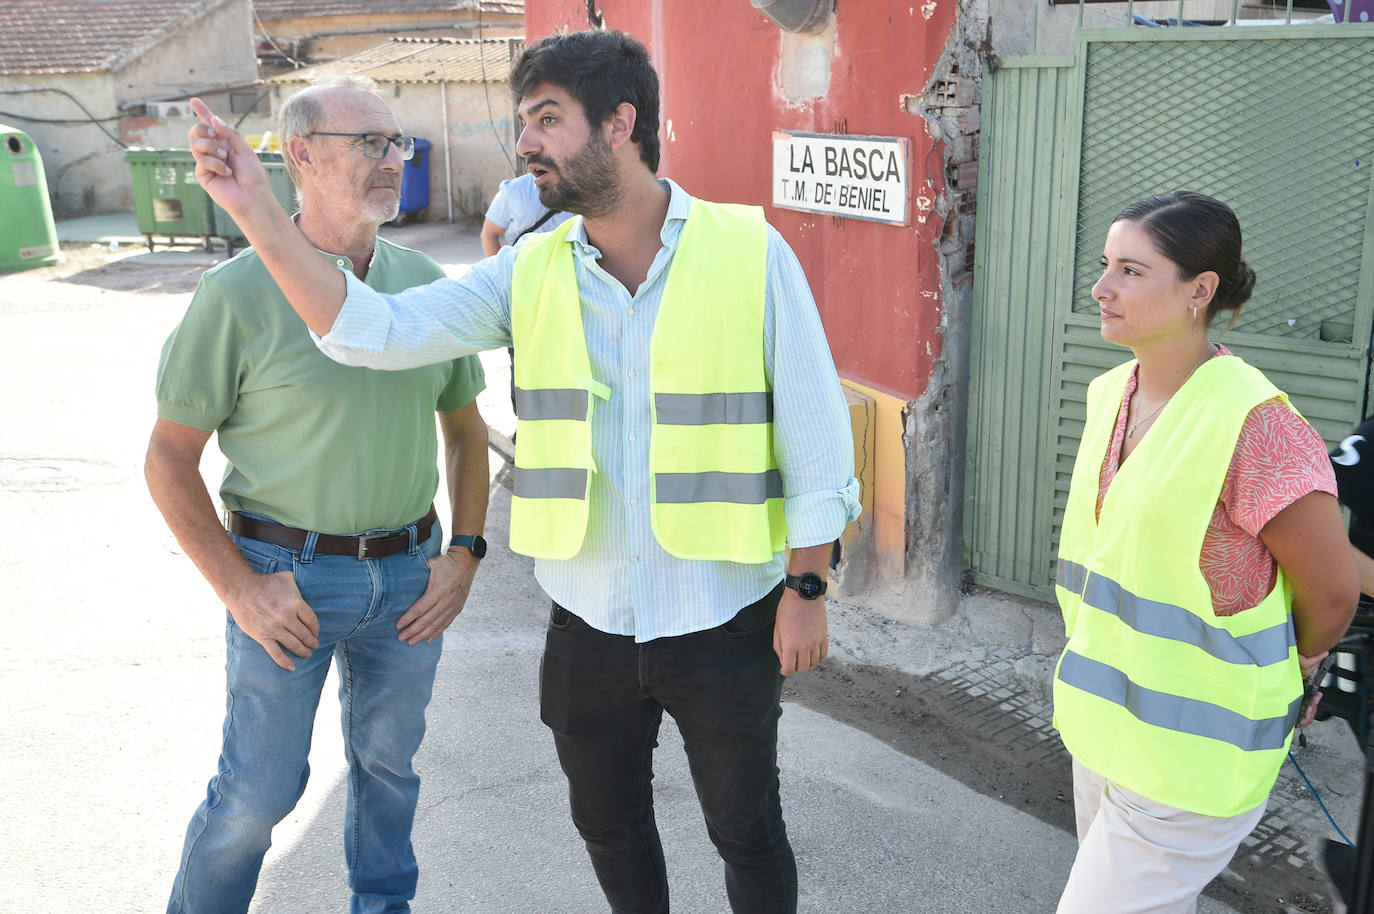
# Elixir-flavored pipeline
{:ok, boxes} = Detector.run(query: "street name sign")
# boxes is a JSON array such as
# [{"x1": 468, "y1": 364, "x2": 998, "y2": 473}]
[{"x1": 771, "y1": 131, "x2": 910, "y2": 226}]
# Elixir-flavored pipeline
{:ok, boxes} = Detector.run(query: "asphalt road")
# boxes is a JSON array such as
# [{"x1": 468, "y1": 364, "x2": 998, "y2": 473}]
[{"x1": 2, "y1": 220, "x2": 1345, "y2": 913}]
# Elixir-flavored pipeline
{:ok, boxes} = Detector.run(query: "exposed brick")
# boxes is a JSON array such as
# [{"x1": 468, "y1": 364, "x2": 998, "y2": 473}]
[{"x1": 949, "y1": 134, "x2": 977, "y2": 165}]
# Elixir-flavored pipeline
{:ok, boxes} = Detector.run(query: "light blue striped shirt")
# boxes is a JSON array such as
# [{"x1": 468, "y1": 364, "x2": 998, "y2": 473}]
[{"x1": 320, "y1": 179, "x2": 861, "y2": 641}]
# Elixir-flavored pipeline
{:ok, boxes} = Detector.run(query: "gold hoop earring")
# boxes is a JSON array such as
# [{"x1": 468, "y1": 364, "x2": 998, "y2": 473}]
[{"x1": 1192, "y1": 305, "x2": 1198, "y2": 320}]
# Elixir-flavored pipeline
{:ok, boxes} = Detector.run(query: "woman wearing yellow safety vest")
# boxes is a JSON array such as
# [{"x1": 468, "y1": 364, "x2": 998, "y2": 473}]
[{"x1": 1053, "y1": 190, "x2": 1359, "y2": 913}]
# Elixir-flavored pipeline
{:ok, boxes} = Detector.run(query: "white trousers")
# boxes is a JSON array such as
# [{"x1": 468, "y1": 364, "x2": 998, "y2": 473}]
[{"x1": 1055, "y1": 759, "x2": 1268, "y2": 914}]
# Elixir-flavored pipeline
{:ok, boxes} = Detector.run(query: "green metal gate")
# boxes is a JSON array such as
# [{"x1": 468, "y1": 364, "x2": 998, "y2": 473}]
[
  {"x1": 965, "y1": 24, "x2": 1374, "y2": 601},
  {"x1": 964, "y1": 55, "x2": 1079, "y2": 599}
]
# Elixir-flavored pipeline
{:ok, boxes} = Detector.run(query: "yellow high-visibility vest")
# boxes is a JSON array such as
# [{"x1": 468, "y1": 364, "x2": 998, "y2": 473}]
[
  {"x1": 508, "y1": 200, "x2": 785, "y2": 562},
  {"x1": 1055, "y1": 355, "x2": 1301, "y2": 817}
]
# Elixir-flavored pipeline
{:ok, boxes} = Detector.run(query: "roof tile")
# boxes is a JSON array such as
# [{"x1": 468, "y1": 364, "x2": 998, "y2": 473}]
[
  {"x1": 254, "y1": 0, "x2": 522, "y2": 20},
  {"x1": 269, "y1": 36, "x2": 524, "y2": 85},
  {"x1": 0, "y1": 0, "x2": 230, "y2": 75}
]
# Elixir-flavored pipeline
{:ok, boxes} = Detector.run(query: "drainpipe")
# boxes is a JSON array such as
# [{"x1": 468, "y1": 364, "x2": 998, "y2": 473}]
[{"x1": 439, "y1": 67, "x2": 454, "y2": 223}]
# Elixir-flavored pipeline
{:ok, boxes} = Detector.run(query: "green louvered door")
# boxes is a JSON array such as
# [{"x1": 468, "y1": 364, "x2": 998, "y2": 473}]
[
  {"x1": 967, "y1": 25, "x2": 1374, "y2": 601},
  {"x1": 964, "y1": 55, "x2": 1080, "y2": 599}
]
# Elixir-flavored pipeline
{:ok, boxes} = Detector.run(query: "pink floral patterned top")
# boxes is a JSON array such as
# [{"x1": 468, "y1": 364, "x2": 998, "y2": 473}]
[{"x1": 1096, "y1": 346, "x2": 1336, "y2": 616}]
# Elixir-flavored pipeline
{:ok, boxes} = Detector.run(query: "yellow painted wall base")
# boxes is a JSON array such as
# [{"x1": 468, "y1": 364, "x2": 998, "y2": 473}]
[
  {"x1": 841, "y1": 386, "x2": 875, "y2": 563},
  {"x1": 836, "y1": 378, "x2": 908, "y2": 591}
]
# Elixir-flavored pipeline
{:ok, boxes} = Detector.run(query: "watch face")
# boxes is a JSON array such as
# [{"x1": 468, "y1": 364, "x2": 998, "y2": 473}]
[
  {"x1": 797, "y1": 573, "x2": 823, "y2": 599},
  {"x1": 470, "y1": 534, "x2": 488, "y2": 559}
]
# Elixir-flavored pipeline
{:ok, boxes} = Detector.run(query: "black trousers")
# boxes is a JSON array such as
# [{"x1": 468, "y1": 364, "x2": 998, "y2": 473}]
[{"x1": 539, "y1": 583, "x2": 797, "y2": 914}]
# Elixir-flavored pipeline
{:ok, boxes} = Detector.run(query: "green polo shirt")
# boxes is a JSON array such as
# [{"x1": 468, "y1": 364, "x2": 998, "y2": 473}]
[{"x1": 156, "y1": 237, "x2": 484, "y2": 535}]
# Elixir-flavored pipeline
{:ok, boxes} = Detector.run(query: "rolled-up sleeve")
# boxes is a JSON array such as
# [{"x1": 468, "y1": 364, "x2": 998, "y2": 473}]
[
  {"x1": 315, "y1": 250, "x2": 516, "y2": 370},
  {"x1": 765, "y1": 228, "x2": 863, "y2": 547}
]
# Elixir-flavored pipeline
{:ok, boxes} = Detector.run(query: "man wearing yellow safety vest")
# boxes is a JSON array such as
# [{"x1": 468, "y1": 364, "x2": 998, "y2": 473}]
[{"x1": 184, "y1": 28, "x2": 861, "y2": 914}]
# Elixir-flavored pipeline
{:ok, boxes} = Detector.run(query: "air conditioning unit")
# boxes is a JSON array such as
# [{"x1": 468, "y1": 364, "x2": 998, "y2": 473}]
[{"x1": 146, "y1": 101, "x2": 192, "y2": 118}]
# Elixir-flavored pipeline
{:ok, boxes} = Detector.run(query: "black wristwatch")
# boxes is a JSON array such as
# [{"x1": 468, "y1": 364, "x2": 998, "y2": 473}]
[
  {"x1": 448, "y1": 534, "x2": 488, "y2": 559},
  {"x1": 784, "y1": 571, "x2": 827, "y2": 600}
]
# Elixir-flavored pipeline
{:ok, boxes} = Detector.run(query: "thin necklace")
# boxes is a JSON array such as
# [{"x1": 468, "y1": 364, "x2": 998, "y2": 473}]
[{"x1": 1127, "y1": 345, "x2": 1213, "y2": 439}]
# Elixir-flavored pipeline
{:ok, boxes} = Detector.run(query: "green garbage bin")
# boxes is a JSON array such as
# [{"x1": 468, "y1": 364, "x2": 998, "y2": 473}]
[
  {"x1": 125, "y1": 148, "x2": 216, "y2": 252},
  {"x1": 0, "y1": 123, "x2": 62, "y2": 274},
  {"x1": 211, "y1": 151, "x2": 297, "y2": 256}
]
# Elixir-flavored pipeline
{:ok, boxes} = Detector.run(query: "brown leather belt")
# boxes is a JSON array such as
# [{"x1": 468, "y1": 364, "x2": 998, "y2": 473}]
[{"x1": 227, "y1": 506, "x2": 438, "y2": 560}]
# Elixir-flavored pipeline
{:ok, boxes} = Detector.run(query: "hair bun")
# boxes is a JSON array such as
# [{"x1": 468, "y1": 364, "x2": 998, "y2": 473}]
[
  {"x1": 1221, "y1": 259, "x2": 1256, "y2": 310},
  {"x1": 1114, "y1": 191, "x2": 1252, "y2": 326}
]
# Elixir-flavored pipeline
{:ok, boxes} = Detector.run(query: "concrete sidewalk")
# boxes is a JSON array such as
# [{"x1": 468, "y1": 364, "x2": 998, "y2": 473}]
[
  {"x1": 52, "y1": 210, "x2": 146, "y2": 246},
  {"x1": 242, "y1": 475, "x2": 1100, "y2": 913}
]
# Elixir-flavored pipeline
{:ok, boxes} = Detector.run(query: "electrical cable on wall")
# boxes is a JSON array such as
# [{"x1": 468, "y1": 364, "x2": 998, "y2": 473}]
[
  {"x1": 476, "y1": 3, "x2": 517, "y2": 173},
  {"x1": 250, "y1": 0, "x2": 306, "y2": 69},
  {"x1": 233, "y1": 88, "x2": 274, "y2": 130},
  {"x1": 0, "y1": 87, "x2": 128, "y2": 147},
  {"x1": 0, "y1": 110, "x2": 120, "y2": 124}
]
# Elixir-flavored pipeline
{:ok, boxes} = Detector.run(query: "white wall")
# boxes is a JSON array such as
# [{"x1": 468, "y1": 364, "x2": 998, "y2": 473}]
[
  {"x1": 400, "y1": 80, "x2": 522, "y2": 221},
  {"x1": 0, "y1": 0, "x2": 258, "y2": 217},
  {"x1": 115, "y1": 0, "x2": 257, "y2": 105},
  {"x1": 0, "y1": 72, "x2": 124, "y2": 216}
]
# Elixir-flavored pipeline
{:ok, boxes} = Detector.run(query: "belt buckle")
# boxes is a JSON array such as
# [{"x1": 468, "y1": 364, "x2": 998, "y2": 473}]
[{"x1": 356, "y1": 531, "x2": 392, "y2": 559}]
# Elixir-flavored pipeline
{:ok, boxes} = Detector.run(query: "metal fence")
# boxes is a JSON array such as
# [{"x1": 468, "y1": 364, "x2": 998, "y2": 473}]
[{"x1": 1047, "y1": 0, "x2": 1359, "y2": 27}]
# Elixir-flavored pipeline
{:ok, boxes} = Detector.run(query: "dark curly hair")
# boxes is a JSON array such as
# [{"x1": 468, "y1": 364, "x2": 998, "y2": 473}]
[
  {"x1": 1114, "y1": 190, "x2": 1257, "y2": 329},
  {"x1": 510, "y1": 30, "x2": 661, "y2": 174}
]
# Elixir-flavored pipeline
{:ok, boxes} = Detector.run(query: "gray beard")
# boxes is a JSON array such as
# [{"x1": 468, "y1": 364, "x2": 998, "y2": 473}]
[{"x1": 363, "y1": 195, "x2": 401, "y2": 225}]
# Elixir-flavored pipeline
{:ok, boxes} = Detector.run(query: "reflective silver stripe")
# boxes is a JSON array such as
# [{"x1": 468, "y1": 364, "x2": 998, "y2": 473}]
[
  {"x1": 1057, "y1": 650, "x2": 1300, "y2": 752},
  {"x1": 655, "y1": 392, "x2": 773, "y2": 425},
  {"x1": 656, "y1": 469, "x2": 784, "y2": 504},
  {"x1": 1080, "y1": 571, "x2": 1295, "y2": 668},
  {"x1": 1057, "y1": 558, "x2": 1088, "y2": 596},
  {"x1": 515, "y1": 388, "x2": 589, "y2": 421},
  {"x1": 513, "y1": 467, "x2": 587, "y2": 499}
]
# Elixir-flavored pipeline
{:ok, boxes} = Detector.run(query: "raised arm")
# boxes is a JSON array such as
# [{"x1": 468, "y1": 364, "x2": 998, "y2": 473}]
[{"x1": 187, "y1": 98, "x2": 346, "y2": 335}]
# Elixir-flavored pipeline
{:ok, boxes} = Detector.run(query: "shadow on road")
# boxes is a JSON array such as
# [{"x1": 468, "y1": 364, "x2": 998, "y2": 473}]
[{"x1": 56, "y1": 256, "x2": 209, "y2": 295}]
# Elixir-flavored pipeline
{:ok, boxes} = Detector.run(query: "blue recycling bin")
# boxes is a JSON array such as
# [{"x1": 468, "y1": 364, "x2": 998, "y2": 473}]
[{"x1": 398, "y1": 138, "x2": 431, "y2": 217}]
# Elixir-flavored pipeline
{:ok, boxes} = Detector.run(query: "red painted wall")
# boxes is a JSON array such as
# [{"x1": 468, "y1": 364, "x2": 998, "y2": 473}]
[{"x1": 525, "y1": 1, "x2": 958, "y2": 401}]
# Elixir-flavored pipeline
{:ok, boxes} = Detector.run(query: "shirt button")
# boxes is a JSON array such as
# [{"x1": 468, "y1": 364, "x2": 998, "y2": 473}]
[
  {"x1": 628, "y1": 434, "x2": 636, "y2": 442},
  {"x1": 631, "y1": 555, "x2": 640, "y2": 563},
  {"x1": 630, "y1": 498, "x2": 638, "y2": 506},
  {"x1": 336, "y1": 259, "x2": 346, "y2": 267},
  {"x1": 627, "y1": 307, "x2": 635, "y2": 316},
  {"x1": 627, "y1": 369, "x2": 636, "y2": 378}
]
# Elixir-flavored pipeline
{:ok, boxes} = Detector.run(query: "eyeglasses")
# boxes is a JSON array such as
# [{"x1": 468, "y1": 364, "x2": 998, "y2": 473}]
[{"x1": 307, "y1": 132, "x2": 416, "y2": 160}]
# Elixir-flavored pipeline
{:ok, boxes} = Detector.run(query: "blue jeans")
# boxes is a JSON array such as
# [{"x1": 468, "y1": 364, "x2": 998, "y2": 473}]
[
  {"x1": 539, "y1": 583, "x2": 797, "y2": 914},
  {"x1": 168, "y1": 519, "x2": 443, "y2": 914}
]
